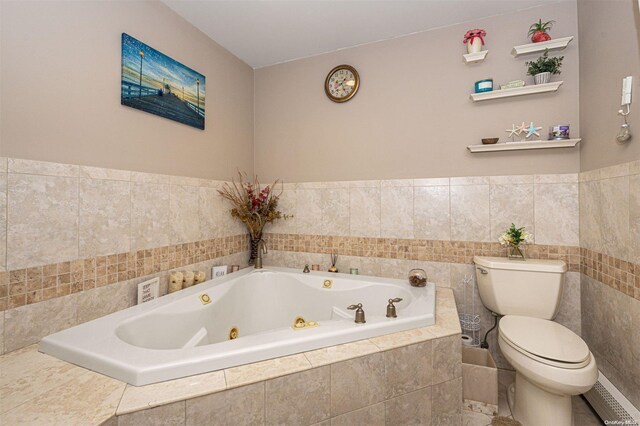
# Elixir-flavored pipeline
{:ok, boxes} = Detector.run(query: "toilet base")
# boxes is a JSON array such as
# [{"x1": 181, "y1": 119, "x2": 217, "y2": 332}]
[{"x1": 511, "y1": 372, "x2": 573, "y2": 426}]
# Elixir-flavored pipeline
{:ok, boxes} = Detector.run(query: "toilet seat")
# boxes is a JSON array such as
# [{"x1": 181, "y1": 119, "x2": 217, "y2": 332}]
[{"x1": 499, "y1": 315, "x2": 591, "y2": 369}]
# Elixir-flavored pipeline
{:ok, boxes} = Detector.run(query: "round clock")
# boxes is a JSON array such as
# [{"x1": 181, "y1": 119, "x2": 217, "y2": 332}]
[{"x1": 325, "y1": 65, "x2": 360, "y2": 103}]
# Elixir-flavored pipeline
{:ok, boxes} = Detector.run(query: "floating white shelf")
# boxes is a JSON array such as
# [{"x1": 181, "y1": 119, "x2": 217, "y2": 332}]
[
  {"x1": 511, "y1": 36, "x2": 574, "y2": 57},
  {"x1": 467, "y1": 138, "x2": 581, "y2": 153},
  {"x1": 463, "y1": 50, "x2": 488, "y2": 64},
  {"x1": 469, "y1": 81, "x2": 563, "y2": 102}
]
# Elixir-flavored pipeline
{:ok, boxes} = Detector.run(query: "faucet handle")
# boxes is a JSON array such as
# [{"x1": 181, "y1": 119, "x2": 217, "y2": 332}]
[
  {"x1": 388, "y1": 298, "x2": 403, "y2": 304},
  {"x1": 347, "y1": 303, "x2": 363, "y2": 310},
  {"x1": 347, "y1": 303, "x2": 366, "y2": 323}
]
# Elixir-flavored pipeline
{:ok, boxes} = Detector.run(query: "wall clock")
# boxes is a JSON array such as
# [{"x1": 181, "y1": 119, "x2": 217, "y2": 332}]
[{"x1": 324, "y1": 65, "x2": 360, "y2": 103}]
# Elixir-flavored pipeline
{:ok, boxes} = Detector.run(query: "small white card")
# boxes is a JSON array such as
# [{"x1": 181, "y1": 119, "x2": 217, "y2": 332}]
[
  {"x1": 212, "y1": 265, "x2": 228, "y2": 278},
  {"x1": 137, "y1": 277, "x2": 160, "y2": 304}
]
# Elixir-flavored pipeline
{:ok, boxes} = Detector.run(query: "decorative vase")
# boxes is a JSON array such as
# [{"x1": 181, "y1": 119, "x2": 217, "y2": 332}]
[
  {"x1": 467, "y1": 37, "x2": 483, "y2": 54},
  {"x1": 507, "y1": 245, "x2": 525, "y2": 260},
  {"x1": 249, "y1": 234, "x2": 263, "y2": 265},
  {"x1": 533, "y1": 72, "x2": 551, "y2": 85}
]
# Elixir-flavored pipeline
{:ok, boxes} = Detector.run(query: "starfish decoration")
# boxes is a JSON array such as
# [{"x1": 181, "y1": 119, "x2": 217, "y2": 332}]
[
  {"x1": 525, "y1": 122, "x2": 542, "y2": 138},
  {"x1": 515, "y1": 122, "x2": 527, "y2": 137},
  {"x1": 505, "y1": 124, "x2": 519, "y2": 139}
]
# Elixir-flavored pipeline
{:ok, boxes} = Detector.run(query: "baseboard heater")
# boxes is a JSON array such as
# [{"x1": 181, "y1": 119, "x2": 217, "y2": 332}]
[{"x1": 583, "y1": 371, "x2": 640, "y2": 425}]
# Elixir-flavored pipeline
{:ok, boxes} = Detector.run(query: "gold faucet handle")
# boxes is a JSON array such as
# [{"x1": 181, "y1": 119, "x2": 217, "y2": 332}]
[
  {"x1": 388, "y1": 298, "x2": 403, "y2": 305},
  {"x1": 347, "y1": 303, "x2": 363, "y2": 310}
]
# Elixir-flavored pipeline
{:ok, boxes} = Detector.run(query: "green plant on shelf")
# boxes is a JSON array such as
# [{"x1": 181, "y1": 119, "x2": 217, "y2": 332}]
[{"x1": 526, "y1": 49, "x2": 564, "y2": 76}]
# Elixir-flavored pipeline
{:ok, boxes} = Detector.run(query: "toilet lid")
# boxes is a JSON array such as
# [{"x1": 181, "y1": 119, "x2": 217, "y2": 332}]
[{"x1": 499, "y1": 316, "x2": 590, "y2": 364}]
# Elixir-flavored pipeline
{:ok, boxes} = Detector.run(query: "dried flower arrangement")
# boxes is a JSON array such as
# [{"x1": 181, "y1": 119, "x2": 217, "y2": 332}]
[{"x1": 218, "y1": 172, "x2": 290, "y2": 263}]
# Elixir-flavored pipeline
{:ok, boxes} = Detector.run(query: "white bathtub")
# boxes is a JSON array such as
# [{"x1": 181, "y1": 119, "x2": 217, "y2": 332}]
[{"x1": 39, "y1": 267, "x2": 435, "y2": 386}]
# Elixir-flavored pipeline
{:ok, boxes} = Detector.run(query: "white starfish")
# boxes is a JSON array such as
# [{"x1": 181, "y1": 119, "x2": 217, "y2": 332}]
[
  {"x1": 525, "y1": 122, "x2": 542, "y2": 138},
  {"x1": 505, "y1": 124, "x2": 519, "y2": 139},
  {"x1": 515, "y1": 122, "x2": 527, "y2": 136}
]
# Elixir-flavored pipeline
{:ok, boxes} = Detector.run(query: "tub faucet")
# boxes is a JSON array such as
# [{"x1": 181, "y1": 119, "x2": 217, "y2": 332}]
[
  {"x1": 386, "y1": 298, "x2": 403, "y2": 318},
  {"x1": 254, "y1": 240, "x2": 268, "y2": 269},
  {"x1": 347, "y1": 303, "x2": 366, "y2": 324}
]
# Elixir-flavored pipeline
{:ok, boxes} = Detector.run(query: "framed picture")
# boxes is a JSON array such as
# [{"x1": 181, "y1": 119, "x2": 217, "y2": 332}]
[{"x1": 121, "y1": 33, "x2": 205, "y2": 130}]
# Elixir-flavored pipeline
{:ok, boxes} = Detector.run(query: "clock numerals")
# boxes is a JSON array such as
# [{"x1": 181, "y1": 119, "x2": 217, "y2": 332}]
[{"x1": 325, "y1": 65, "x2": 359, "y2": 103}]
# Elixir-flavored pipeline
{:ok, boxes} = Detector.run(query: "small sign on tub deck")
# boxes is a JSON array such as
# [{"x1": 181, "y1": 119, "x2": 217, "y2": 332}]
[
  {"x1": 137, "y1": 277, "x2": 160, "y2": 304},
  {"x1": 212, "y1": 265, "x2": 228, "y2": 279}
]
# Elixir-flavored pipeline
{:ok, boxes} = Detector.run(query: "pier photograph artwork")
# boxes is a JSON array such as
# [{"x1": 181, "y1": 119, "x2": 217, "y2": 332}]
[{"x1": 121, "y1": 33, "x2": 205, "y2": 130}]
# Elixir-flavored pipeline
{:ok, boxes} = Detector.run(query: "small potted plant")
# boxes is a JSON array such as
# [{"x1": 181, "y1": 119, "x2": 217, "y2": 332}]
[
  {"x1": 528, "y1": 19, "x2": 554, "y2": 43},
  {"x1": 463, "y1": 29, "x2": 487, "y2": 54},
  {"x1": 499, "y1": 224, "x2": 533, "y2": 259},
  {"x1": 526, "y1": 49, "x2": 563, "y2": 84}
]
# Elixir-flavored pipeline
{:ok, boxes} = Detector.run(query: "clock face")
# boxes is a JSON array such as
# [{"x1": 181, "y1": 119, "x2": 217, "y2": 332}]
[{"x1": 325, "y1": 65, "x2": 359, "y2": 103}]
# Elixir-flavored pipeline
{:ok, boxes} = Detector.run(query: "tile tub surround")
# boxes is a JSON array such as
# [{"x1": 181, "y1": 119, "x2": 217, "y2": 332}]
[{"x1": 1, "y1": 289, "x2": 462, "y2": 426}]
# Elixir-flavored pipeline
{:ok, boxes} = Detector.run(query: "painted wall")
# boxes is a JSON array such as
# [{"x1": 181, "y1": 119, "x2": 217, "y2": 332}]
[
  {"x1": 0, "y1": 1, "x2": 254, "y2": 180},
  {"x1": 254, "y1": 2, "x2": 580, "y2": 183},
  {"x1": 578, "y1": 0, "x2": 640, "y2": 171}
]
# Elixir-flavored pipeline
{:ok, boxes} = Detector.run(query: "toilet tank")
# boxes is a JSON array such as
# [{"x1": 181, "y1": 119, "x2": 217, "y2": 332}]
[{"x1": 473, "y1": 256, "x2": 567, "y2": 319}]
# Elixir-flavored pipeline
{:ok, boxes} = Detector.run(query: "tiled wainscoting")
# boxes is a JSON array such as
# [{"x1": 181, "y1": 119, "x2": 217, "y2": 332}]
[{"x1": 579, "y1": 160, "x2": 640, "y2": 408}]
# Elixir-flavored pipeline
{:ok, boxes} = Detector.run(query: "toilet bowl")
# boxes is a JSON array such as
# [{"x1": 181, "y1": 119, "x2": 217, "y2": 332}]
[
  {"x1": 473, "y1": 256, "x2": 598, "y2": 426},
  {"x1": 498, "y1": 316, "x2": 598, "y2": 426}
]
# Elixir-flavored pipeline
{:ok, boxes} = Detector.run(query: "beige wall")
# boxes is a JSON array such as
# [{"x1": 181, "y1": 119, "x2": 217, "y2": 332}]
[
  {"x1": 254, "y1": 2, "x2": 580, "y2": 183},
  {"x1": 0, "y1": 1, "x2": 253, "y2": 180},
  {"x1": 578, "y1": 0, "x2": 640, "y2": 171}
]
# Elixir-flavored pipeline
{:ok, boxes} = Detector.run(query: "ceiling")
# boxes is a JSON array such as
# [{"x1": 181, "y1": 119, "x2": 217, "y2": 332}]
[{"x1": 163, "y1": 0, "x2": 563, "y2": 69}]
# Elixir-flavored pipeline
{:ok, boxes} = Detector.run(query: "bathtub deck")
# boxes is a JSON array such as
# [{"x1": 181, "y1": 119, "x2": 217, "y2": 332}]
[{"x1": 0, "y1": 288, "x2": 460, "y2": 425}]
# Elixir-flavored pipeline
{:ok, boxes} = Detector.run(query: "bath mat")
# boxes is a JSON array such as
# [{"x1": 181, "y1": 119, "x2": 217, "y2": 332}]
[{"x1": 491, "y1": 416, "x2": 522, "y2": 426}]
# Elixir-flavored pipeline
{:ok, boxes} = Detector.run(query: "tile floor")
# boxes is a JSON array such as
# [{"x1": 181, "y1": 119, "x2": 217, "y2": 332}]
[{"x1": 462, "y1": 369, "x2": 604, "y2": 426}]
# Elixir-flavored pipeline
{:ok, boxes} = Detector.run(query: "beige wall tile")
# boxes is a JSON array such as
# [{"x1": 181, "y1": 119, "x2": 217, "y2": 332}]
[
  {"x1": 414, "y1": 186, "x2": 450, "y2": 241},
  {"x1": 450, "y1": 185, "x2": 490, "y2": 242},
  {"x1": 198, "y1": 186, "x2": 221, "y2": 240},
  {"x1": 330, "y1": 402, "x2": 385, "y2": 426},
  {"x1": 432, "y1": 378, "x2": 462, "y2": 425},
  {"x1": 79, "y1": 178, "x2": 131, "y2": 258},
  {"x1": 490, "y1": 175, "x2": 534, "y2": 185},
  {"x1": 269, "y1": 189, "x2": 297, "y2": 234},
  {"x1": 79, "y1": 165, "x2": 130, "y2": 181},
  {"x1": 219, "y1": 196, "x2": 247, "y2": 237},
  {"x1": 579, "y1": 180, "x2": 603, "y2": 253},
  {"x1": 385, "y1": 387, "x2": 432, "y2": 426},
  {"x1": 330, "y1": 353, "x2": 386, "y2": 416},
  {"x1": 321, "y1": 188, "x2": 350, "y2": 236},
  {"x1": 432, "y1": 335, "x2": 462, "y2": 384},
  {"x1": 130, "y1": 171, "x2": 171, "y2": 184},
  {"x1": 534, "y1": 173, "x2": 578, "y2": 184},
  {"x1": 350, "y1": 187, "x2": 381, "y2": 237},
  {"x1": 7, "y1": 174, "x2": 78, "y2": 269},
  {"x1": 130, "y1": 182, "x2": 170, "y2": 251},
  {"x1": 4, "y1": 293, "x2": 78, "y2": 353},
  {"x1": 534, "y1": 183, "x2": 579, "y2": 246},
  {"x1": 450, "y1": 177, "x2": 489, "y2": 186},
  {"x1": 265, "y1": 366, "x2": 330, "y2": 425},
  {"x1": 598, "y1": 176, "x2": 630, "y2": 261},
  {"x1": 170, "y1": 184, "x2": 201, "y2": 245},
  {"x1": 295, "y1": 189, "x2": 323, "y2": 235},
  {"x1": 0, "y1": 158, "x2": 7, "y2": 173},
  {"x1": 416, "y1": 261, "x2": 451, "y2": 288},
  {"x1": 555, "y1": 272, "x2": 581, "y2": 336},
  {"x1": 630, "y1": 175, "x2": 640, "y2": 265},
  {"x1": 76, "y1": 282, "x2": 133, "y2": 324},
  {"x1": 381, "y1": 186, "x2": 414, "y2": 239},
  {"x1": 8, "y1": 158, "x2": 79, "y2": 177},
  {"x1": 414, "y1": 177, "x2": 449, "y2": 186},
  {"x1": 0, "y1": 173, "x2": 6, "y2": 271},
  {"x1": 118, "y1": 401, "x2": 185, "y2": 426},
  {"x1": 490, "y1": 184, "x2": 534, "y2": 242},
  {"x1": 384, "y1": 341, "x2": 433, "y2": 398},
  {"x1": 186, "y1": 382, "x2": 264, "y2": 426}
]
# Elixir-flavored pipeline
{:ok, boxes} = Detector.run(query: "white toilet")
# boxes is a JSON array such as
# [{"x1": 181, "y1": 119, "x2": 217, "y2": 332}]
[{"x1": 473, "y1": 256, "x2": 598, "y2": 426}]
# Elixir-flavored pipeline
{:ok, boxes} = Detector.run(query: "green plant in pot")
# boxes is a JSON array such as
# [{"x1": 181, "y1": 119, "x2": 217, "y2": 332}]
[{"x1": 525, "y1": 49, "x2": 563, "y2": 85}]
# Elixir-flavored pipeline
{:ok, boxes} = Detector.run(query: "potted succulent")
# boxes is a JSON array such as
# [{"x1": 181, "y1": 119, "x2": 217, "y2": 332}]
[
  {"x1": 528, "y1": 19, "x2": 554, "y2": 43},
  {"x1": 526, "y1": 49, "x2": 563, "y2": 84},
  {"x1": 463, "y1": 29, "x2": 487, "y2": 54}
]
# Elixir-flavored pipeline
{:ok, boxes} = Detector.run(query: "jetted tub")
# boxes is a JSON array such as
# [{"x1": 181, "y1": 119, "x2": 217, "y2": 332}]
[{"x1": 40, "y1": 266, "x2": 435, "y2": 386}]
